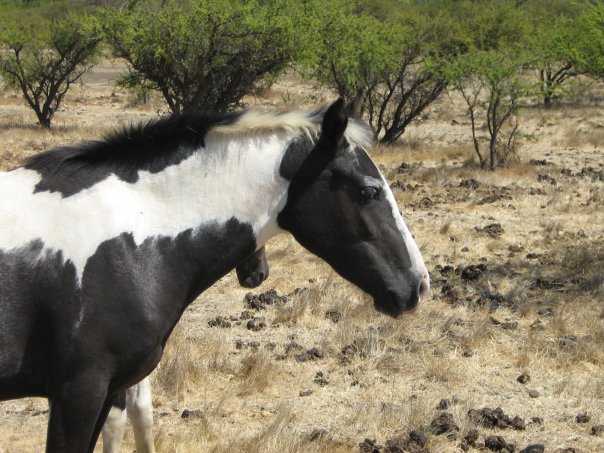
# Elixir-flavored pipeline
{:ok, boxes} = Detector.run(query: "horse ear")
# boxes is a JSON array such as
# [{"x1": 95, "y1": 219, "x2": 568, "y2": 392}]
[
  {"x1": 321, "y1": 99, "x2": 348, "y2": 146},
  {"x1": 344, "y1": 91, "x2": 363, "y2": 118}
]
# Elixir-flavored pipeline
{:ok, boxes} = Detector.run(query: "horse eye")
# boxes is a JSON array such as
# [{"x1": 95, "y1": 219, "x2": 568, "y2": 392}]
[{"x1": 361, "y1": 186, "x2": 380, "y2": 202}]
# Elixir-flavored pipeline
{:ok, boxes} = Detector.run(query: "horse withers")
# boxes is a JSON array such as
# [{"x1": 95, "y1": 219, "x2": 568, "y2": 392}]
[
  {"x1": 0, "y1": 99, "x2": 429, "y2": 452},
  {"x1": 101, "y1": 247, "x2": 269, "y2": 453}
]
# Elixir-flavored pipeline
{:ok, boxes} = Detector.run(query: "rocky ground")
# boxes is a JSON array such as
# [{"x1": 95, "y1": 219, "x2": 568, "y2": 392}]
[{"x1": 0, "y1": 62, "x2": 602, "y2": 452}]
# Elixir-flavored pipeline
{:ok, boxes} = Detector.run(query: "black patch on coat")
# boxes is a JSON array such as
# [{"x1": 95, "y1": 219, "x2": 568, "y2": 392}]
[
  {"x1": 24, "y1": 112, "x2": 241, "y2": 197},
  {"x1": 0, "y1": 217, "x2": 256, "y2": 401},
  {"x1": 279, "y1": 134, "x2": 316, "y2": 181},
  {"x1": 111, "y1": 391, "x2": 126, "y2": 411}
]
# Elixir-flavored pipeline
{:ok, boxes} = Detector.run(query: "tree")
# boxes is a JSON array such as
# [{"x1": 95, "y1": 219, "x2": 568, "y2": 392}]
[
  {"x1": 303, "y1": 0, "x2": 460, "y2": 144},
  {"x1": 573, "y1": 2, "x2": 604, "y2": 81},
  {"x1": 447, "y1": 49, "x2": 528, "y2": 170},
  {"x1": 0, "y1": 14, "x2": 101, "y2": 128},
  {"x1": 522, "y1": 1, "x2": 588, "y2": 106},
  {"x1": 102, "y1": 0, "x2": 303, "y2": 113},
  {"x1": 442, "y1": 1, "x2": 531, "y2": 170}
]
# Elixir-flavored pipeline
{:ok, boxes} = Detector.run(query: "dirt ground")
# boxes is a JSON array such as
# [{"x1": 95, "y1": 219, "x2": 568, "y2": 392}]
[{"x1": 0, "y1": 61, "x2": 603, "y2": 452}]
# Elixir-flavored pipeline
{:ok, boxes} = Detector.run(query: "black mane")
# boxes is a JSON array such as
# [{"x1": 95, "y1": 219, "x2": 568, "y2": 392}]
[{"x1": 24, "y1": 111, "x2": 241, "y2": 197}]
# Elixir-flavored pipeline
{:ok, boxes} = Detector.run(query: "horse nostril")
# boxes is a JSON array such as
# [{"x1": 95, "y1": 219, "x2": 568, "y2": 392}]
[{"x1": 418, "y1": 272, "x2": 430, "y2": 301}]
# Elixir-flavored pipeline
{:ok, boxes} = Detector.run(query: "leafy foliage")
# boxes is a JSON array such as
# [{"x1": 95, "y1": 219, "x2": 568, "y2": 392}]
[
  {"x1": 102, "y1": 0, "x2": 303, "y2": 113},
  {"x1": 443, "y1": 2, "x2": 530, "y2": 169},
  {"x1": 0, "y1": 12, "x2": 101, "y2": 127},
  {"x1": 304, "y1": 0, "x2": 460, "y2": 144}
]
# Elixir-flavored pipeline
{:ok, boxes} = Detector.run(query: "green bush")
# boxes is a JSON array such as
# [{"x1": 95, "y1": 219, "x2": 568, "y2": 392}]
[{"x1": 102, "y1": 0, "x2": 304, "y2": 113}]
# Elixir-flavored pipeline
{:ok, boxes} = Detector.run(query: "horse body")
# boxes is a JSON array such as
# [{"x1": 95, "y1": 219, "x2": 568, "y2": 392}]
[
  {"x1": 101, "y1": 246, "x2": 269, "y2": 453},
  {"x1": 0, "y1": 100, "x2": 429, "y2": 452}
]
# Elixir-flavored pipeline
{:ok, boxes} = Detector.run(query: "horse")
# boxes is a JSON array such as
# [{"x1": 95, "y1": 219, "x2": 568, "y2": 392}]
[
  {"x1": 0, "y1": 99, "x2": 429, "y2": 452},
  {"x1": 101, "y1": 246, "x2": 269, "y2": 453}
]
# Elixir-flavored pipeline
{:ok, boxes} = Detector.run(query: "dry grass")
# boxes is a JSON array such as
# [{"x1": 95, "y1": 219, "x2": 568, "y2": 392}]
[{"x1": 0, "y1": 64, "x2": 603, "y2": 452}]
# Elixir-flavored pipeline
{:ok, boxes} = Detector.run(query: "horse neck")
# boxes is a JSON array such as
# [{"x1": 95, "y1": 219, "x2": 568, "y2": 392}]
[{"x1": 141, "y1": 130, "x2": 294, "y2": 246}]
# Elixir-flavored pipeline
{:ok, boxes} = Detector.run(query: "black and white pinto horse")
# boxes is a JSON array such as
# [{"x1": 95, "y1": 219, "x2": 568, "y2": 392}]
[
  {"x1": 101, "y1": 247, "x2": 269, "y2": 453},
  {"x1": 0, "y1": 99, "x2": 429, "y2": 452}
]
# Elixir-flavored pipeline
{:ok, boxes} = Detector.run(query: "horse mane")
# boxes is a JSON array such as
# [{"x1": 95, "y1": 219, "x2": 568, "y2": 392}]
[{"x1": 23, "y1": 108, "x2": 373, "y2": 194}]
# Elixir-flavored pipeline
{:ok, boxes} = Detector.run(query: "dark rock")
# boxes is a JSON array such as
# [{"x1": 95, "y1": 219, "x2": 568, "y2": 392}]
[
  {"x1": 462, "y1": 429, "x2": 479, "y2": 447},
  {"x1": 537, "y1": 307, "x2": 554, "y2": 317},
  {"x1": 207, "y1": 316, "x2": 231, "y2": 328},
  {"x1": 591, "y1": 424, "x2": 604, "y2": 436},
  {"x1": 461, "y1": 264, "x2": 487, "y2": 281},
  {"x1": 359, "y1": 438, "x2": 382, "y2": 453},
  {"x1": 294, "y1": 353, "x2": 309, "y2": 362},
  {"x1": 309, "y1": 428, "x2": 328, "y2": 441},
  {"x1": 244, "y1": 289, "x2": 288, "y2": 310},
  {"x1": 437, "y1": 399, "x2": 451, "y2": 410},
  {"x1": 475, "y1": 289, "x2": 509, "y2": 311},
  {"x1": 240, "y1": 310, "x2": 253, "y2": 320},
  {"x1": 558, "y1": 335, "x2": 578, "y2": 348},
  {"x1": 314, "y1": 371, "x2": 329, "y2": 386},
  {"x1": 468, "y1": 407, "x2": 525, "y2": 430},
  {"x1": 576, "y1": 412, "x2": 590, "y2": 423},
  {"x1": 485, "y1": 435, "x2": 515, "y2": 452},
  {"x1": 246, "y1": 318, "x2": 266, "y2": 331},
  {"x1": 460, "y1": 179, "x2": 480, "y2": 189},
  {"x1": 530, "y1": 417, "x2": 543, "y2": 425},
  {"x1": 530, "y1": 159, "x2": 548, "y2": 166},
  {"x1": 528, "y1": 390, "x2": 540, "y2": 398},
  {"x1": 520, "y1": 445, "x2": 545, "y2": 453},
  {"x1": 181, "y1": 409, "x2": 204, "y2": 419},
  {"x1": 508, "y1": 244, "x2": 523, "y2": 253},
  {"x1": 325, "y1": 310, "x2": 342, "y2": 323},
  {"x1": 284, "y1": 341, "x2": 304, "y2": 354},
  {"x1": 408, "y1": 430, "x2": 427, "y2": 447},
  {"x1": 429, "y1": 412, "x2": 459, "y2": 438},
  {"x1": 537, "y1": 173, "x2": 556, "y2": 185},
  {"x1": 398, "y1": 162, "x2": 412, "y2": 173},
  {"x1": 475, "y1": 223, "x2": 504, "y2": 237},
  {"x1": 478, "y1": 193, "x2": 512, "y2": 205},
  {"x1": 489, "y1": 316, "x2": 518, "y2": 329},
  {"x1": 461, "y1": 246, "x2": 469, "y2": 252},
  {"x1": 517, "y1": 373, "x2": 531, "y2": 384},
  {"x1": 308, "y1": 347, "x2": 324, "y2": 359}
]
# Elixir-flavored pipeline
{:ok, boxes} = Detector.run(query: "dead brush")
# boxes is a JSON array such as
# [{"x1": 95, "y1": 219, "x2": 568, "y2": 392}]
[
  {"x1": 222, "y1": 406, "x2": 300, "y2": 453},
  {"x1": 540, "y1": 219, "x2": 563, "y2": 241},
  {"x1": 235, "y1": 351, "x2": 276, "y2": 397},
  {"x1": 154, "y1": 417, "x2": 214, "y2": 453},
  {"x1": 153, "y1": 324, "x2": 236, "y2": 406}
]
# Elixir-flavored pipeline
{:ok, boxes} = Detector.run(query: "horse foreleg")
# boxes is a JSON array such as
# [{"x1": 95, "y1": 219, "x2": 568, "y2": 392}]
[
  {"x1": 46, "y1": 374, "x2": 110, "y2": 453},
  {"x1": 126, "y1": 377, "x2": 156, "y2": 453},
  {"x1": 101, "y1": 391, "x2": 127, "y2": 453}
]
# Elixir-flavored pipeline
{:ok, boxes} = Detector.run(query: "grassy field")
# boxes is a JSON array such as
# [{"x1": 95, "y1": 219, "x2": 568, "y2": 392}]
[{"x1": 0, "y1": 62, "x2": 602, "y2": 452}]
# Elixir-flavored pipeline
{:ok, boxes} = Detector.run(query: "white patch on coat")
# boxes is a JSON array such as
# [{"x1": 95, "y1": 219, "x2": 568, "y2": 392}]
[
  {"x1": 102, "y1": 406, "x2": 127, "y2": 453},
  {"x1": 0, "y1": 130, "x2": 294, "y2": 282},
  {"x1": 125, "y1": 378, "x2": 155, "y2": 453},
  {"x1": 357, "y1": 149, "x2": 429, "y2": 289}
]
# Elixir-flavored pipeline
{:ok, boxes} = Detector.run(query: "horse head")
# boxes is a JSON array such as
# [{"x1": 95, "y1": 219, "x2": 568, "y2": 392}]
[
  {"x1": 278, "y1": 99, "x2": 429, "y2": 318},
  {"x1": 235, "y1": 246, "x2": 269, "y2": 288}
]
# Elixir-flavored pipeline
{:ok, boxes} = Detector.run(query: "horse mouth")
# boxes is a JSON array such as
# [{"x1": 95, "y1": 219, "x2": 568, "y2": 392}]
[{"x1": 373, "y1": 290, "x2": 419, "y2": 319}]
